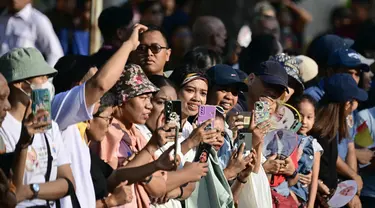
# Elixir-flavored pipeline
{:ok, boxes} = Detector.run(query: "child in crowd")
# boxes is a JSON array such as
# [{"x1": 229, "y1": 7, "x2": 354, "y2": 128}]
[{"x1": 291, "y1": 94, "x2": 323, "y2": 208}]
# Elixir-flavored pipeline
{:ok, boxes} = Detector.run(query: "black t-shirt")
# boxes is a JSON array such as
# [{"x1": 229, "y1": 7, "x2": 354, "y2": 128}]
[
  {"x1": 313, "y1": 133, "x2": 338, "y2": 190},
  {"x1": 90, "y1": 150, "x2": 113, "y2": 200},
  {"x1": 0, "y1": 153, "x2": 14, "y2": 177},
  {"x1": 90, "y1": 47, "x2": 118, "y2": 70}
]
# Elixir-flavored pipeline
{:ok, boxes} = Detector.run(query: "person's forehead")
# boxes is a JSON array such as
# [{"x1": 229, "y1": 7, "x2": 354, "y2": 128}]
[
  {"x1": 184, "y1": 79, "x2": 208, "y2": 90},
  {"x1": 140, "y1": 31, "x2": 167, "y2": 45}
]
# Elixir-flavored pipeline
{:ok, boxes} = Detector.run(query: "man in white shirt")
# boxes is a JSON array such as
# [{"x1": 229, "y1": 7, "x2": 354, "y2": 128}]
[
  {"x1": 0, "y1": 0, "x2": 63, "y2": 66},
  {"x1": 51, "y1": 24, "x2": 148, "y2": 208}
]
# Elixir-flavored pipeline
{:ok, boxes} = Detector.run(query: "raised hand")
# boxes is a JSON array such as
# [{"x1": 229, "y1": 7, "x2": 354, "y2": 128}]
[
  {"x1": 17, "y1": 101, "x2": 51, "y2": 150},
  {"x1": 248, "y1": 110, "x2": 271, "y2": 147},
  {"x1": 183, "y1": 162, "x2": 209, "y2": 182},
  {"x1": 107, "y1": 181, "x2": 133, "y2": 206},
  {"x1": 189, "y1": 119, "x2": 218, "y2": 148},
  {"x1": 155, "y1": 146, "x2": 177, "y2": 171},
  {"x1": 126, "y1": 24, "x2": 148, "y2": 51},
  {"x1": 238, "y1": 149, "x2": 258, "y2": 180},
  {"x1": 224, "y1": 143, "x2": 251, "y2": 180},
  {"x1": 227, "y1": 112, "x2": 244, "y2": 139},
  {"x1": 263, "y1": 154, "x2": 285, "y2": 174}
]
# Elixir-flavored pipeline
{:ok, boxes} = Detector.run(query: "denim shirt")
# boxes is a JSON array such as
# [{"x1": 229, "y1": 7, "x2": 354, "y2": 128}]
[
  {"x1": 218, "y1": 122, "x2": 236, "y2": 169},
  {"x1": 290, "y1": 135, "x2": 315, "y2": 201}
]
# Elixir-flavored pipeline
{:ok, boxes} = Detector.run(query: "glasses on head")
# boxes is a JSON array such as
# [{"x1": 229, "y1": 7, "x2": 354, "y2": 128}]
[
  {"x1": 137, "y1": 44, "x2": 169, "y2": 54},
  {"x1": 95, "y1": 115, "x2": 113, "y2": 124}
]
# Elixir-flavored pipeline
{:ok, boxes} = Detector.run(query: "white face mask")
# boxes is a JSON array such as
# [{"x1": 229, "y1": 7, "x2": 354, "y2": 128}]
[{"x1": 24, "y1": 80, "x2": 55, "y2": 101}]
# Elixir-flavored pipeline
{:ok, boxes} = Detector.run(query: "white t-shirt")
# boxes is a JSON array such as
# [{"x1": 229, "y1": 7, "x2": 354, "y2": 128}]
[
  {"x1": 52, "y1": 83, "x2": 96, "y2": 208},
  {"x1": 238, "y1": 154, "x2": 272, "y2": 208},
  {"x1": 0, "y1": 113, "x2": 70, "y2": 208}
]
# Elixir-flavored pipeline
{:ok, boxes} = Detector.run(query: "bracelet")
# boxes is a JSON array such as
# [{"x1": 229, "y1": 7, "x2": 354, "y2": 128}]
[
  {"x1": 176, "y1": 186, "x2": 184, "y2": 199},
  {"x1": 286, "y1": 170, "x2": 298, "y2": 180},
  {"x1": 101, "y1": 198, "x2": 109, "y2": 208},
  {"x1": 143, "y1": 175, "x2": 153, "y2": 184},
  {"x1": 236, "y1": 175, "x2": 247, "y2": 184}
]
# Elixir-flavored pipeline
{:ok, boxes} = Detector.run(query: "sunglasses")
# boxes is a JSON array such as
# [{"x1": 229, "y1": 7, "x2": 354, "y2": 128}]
[{"x1": 137, "y1": 44, "x2": 169, "y2": 54}]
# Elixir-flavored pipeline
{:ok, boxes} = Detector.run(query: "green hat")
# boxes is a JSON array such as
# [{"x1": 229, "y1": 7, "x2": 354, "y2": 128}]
[{"x1": 0, "y1": 48, "x2": 58, "y2": 83}]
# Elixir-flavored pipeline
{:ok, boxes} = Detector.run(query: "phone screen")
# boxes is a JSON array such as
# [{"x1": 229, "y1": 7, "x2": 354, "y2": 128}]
[{"x1": 31, "y1": 89, "x2": 52, "y2": 129}]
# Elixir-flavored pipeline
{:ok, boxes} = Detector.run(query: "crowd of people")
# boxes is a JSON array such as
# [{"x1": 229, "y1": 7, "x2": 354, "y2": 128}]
[{"x1": 1, "y1": 0, "x2": 375, "y2": 208}]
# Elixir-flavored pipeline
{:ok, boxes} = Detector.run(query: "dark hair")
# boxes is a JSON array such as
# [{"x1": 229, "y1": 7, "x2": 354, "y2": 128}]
[
  {"x1": 239, "y1": 34, "x2": 280, "y2": 74},
  {"x1": 53, "y1": 55, "x2": 93, "y2": 94},
  {"x1": 138, "y1": 0, "x2": 162, "y2": 14},
  {"x1": 168, "y1": 64, "x2": 208, "y2": 90},
  {"x1": 98, "y1": 6, "x2": 133, "y2": 43},
  {"x1": 181, "y1": 46, "x2": 222, "y2": 71},
  {"x1": 139, "y1": 25, "x2": 169, "y2": 47},
  {"x1": 148, "y1": 75, "x2": 177, "y2": 90},
  {"x1": 330, "y1": 6, "x2": 351, "y2": 27},
  {"x1": 292, "y1": 94, "x2": 317, "y2": 110},
  {"x1": 311, "y1": 97, "x2": 349, "y2": 141}
]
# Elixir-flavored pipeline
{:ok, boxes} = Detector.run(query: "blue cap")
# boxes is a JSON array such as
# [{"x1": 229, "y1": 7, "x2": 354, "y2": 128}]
[
  {"x1": 253, "y1": 60, "x2": 289, "y2": 93},
  {"x1": 324, "y1": 73, "x2": 368, "y2": 102},
  {"x1": 327, "y1": 48, "x2": 370, "y2": 72},
  {"x1": 307, "y1": 34, "x2": 349, "y2": 66},
  {"x1": 206, "y1": 64, "x2": 248, "y2": 91}
]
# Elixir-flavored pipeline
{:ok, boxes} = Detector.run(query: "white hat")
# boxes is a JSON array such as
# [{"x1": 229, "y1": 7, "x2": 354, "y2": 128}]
[{"x1": 295, "y1": 55, "x2": 318, "y2": 82}]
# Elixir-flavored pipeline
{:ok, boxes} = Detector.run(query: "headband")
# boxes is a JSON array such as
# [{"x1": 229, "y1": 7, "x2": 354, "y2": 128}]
[{"x1": 181, "y1": 73, "x2": 208, "y2": 87}]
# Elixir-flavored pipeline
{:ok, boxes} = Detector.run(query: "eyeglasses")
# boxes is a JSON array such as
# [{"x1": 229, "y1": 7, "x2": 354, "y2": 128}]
[
  {"x1": 95, "y1": 115, "x2": 113, "y2": 124},
  {"x1": 137, "y1": 44, "x2": 169, "y2": 54}
]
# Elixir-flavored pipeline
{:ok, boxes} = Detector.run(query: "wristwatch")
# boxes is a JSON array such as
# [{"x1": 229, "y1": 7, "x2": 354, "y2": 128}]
[{"x1": 30, "y1": 184, "x2": 40, "y2": 199}]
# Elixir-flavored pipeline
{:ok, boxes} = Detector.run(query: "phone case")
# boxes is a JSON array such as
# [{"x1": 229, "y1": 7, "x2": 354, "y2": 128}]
[
  {"x1": 194, "y1": 143, "x2": 211, "y2": 163},
  {"x1": 164, "y1": 101, "x2": 182, "y2": 132},
  {"x1": 254, "y1": 101, "x2": 270, "y2": 125},
  {"x1": 31, "y1": 89, "x2": 52, "y2": 129},
  {"x1": 239, "y1": 112, "x2": 252, "y2": 129},
  {"x1": 197, "y1": 105, "x2": 216, "y2": 129},
  {"x1": 238, "y1": 133, "x2": 252, "y2": 153}
]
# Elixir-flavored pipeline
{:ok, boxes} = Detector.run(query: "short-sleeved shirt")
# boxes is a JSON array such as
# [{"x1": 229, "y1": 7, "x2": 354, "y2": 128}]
[
  {"x1": 52, "y1": 83, "x2": 96, "y2": 208},
  {"x1": 0, "y1": 113, "x2": 70, "y2": 207},
  {"x1": 313, "y1": 133, "x2": 338, "y2": 190}
]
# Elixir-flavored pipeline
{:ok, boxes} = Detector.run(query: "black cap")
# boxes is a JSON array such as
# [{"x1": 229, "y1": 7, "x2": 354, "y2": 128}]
[
  {"x1": 206, "y1": 64, "x2": 248, "y2": 91},
  {"x1": 253, "y1": 60, "x2": 289, "y2": 92}
]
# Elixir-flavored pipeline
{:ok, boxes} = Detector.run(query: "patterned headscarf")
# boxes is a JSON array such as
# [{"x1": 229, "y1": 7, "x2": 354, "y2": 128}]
[
  {"x1": 181, "y1": 72, "x2": 208, "y2": 87},
  {"x1": 270, "y1": 53, "x2": 305, "y2": 92},
  {"x1": 111, "y1": 64, "x2": 159, "y2": 105}
]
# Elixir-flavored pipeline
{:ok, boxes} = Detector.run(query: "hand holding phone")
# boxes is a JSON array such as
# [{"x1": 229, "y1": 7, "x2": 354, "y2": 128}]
[
  {"x1": 254, "y1": 101, "x2": 270, "y2": 125},
  {"x1": 31, "y1": 89, "x2": 52, "y2": 129},
  {"x1": 198, "y1": 105, "x2": 216, "y2": 130}
]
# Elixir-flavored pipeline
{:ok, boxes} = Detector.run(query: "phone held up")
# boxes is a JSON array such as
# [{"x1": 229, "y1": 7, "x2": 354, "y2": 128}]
[
  {"x1": 254, "y1": 101, "x2": 270, "y2": 125},
  {"x1": 238, "y1": 133, "x2": 252, "y2": 157},
  {"x1": 31, "y1": 89, "x2": 52, "y2": 129},
  {"x1": 197, "y1": 105, "x2": 216, "y2": 130},
  {"x1": 164, "y1": 100, "x2": 182, "y2": 164}
]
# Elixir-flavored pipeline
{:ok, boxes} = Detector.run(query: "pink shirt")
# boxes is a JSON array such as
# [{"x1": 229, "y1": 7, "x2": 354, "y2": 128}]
[{"x1": 91, "y1": 118, "x2": 166, "y2": 208}]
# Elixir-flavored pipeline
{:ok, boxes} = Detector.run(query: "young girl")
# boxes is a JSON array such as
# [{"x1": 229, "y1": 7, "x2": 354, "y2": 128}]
[{"x1": 290, "y1": 94, "x2": 323, "y2": 208}]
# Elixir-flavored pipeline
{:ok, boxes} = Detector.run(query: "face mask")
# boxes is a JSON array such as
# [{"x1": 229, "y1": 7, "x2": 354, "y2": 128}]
[{"x1": 25, "y1": 80, "x2": 55, "y2": 101}]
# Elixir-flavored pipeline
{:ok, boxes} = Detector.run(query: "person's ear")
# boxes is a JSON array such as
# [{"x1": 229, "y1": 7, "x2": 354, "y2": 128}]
[
  {"x1": 165, "y1": 48, "x2": 171, "y2": 62},
  {"x1": 247, "y1": 73, "x2": 255, "y2": 85}
]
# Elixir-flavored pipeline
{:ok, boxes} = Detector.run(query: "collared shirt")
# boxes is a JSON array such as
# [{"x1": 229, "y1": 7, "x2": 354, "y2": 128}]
[{"x1": 0, "y1": 4, "x2": 63, "y2": 66}]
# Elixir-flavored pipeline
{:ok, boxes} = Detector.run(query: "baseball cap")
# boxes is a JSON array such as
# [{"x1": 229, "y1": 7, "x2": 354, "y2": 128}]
[
  {"x1": 252, "y1": 60, "x2": 289, "y2": 93},
  {"x1": 306, "y1": 34, "x2": 349, "y2": 67},
  {"x1": 295, "y1": 55, "x2": 318, "y2": 82},
  {"x1": 0, "y1": 48, "x2": 57, "y2": 83},
  {"x1": 271, "y1": 54, "x2": 304, "y2": 94},
  {"x1": 327, "y1": 48, "x2": 370, "y2": 72},
  {"x1": 324, "y1": 73, "x2": 368, "y2": 103},
  {"x1": 206, "y1": 64, "x2": 248, "y2": 92}
]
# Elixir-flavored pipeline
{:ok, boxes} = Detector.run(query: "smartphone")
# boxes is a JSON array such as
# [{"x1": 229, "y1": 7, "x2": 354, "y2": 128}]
[
  {"x1": 197, "y1": 105, "x2": 216, "y2": 130},
  {"x1": 164, "y1": 101, "x2": 182, "y2": 164},
  {"x1": 238, "y1": 133, "x2": 252, "y2": 156},
  {"x1": 164, "y1": 101, "x2": 182, "y2": 132},
  {"x1": 194, "y1": 143, "x2": 211, "y2": 163},
  {"x1": 239, "y1": 112, "x2": 252, "y2": 129},
  {"x1": 254, "y1": 101, "x2": 270, "y2": 125},
  {"x1": 31, "y1": 89, "x2": 52, "y2": 129}
]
